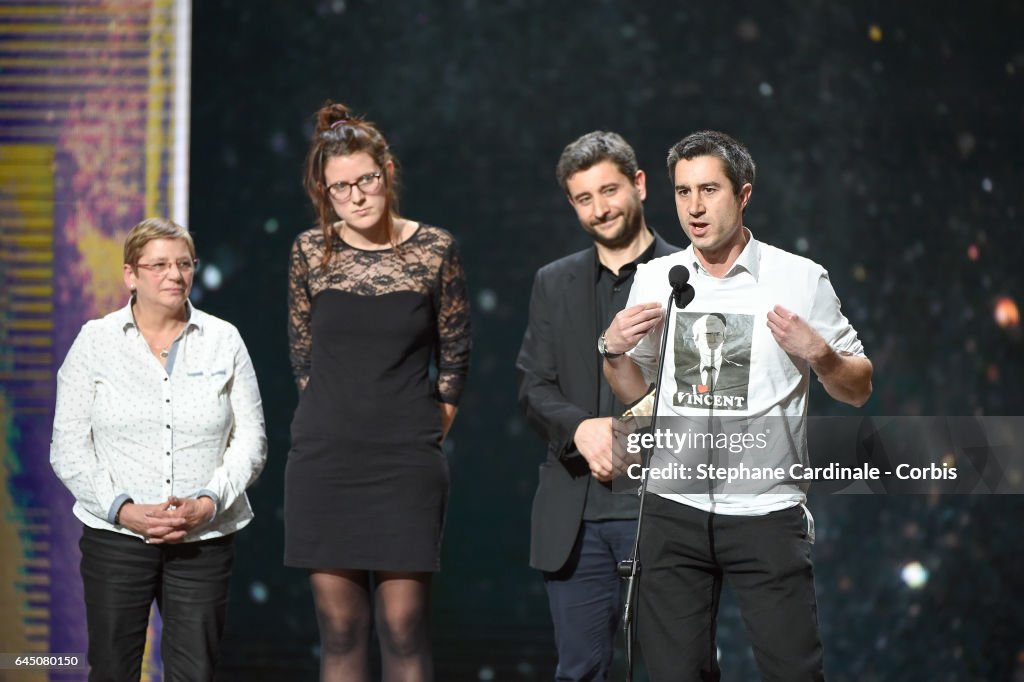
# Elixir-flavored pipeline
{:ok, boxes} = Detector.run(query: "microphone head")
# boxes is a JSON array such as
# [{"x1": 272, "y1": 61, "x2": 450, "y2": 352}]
[
  {"x1": 668, "y1": 266, "x2": 694, "y2": 308},
  {"x1": 675, "y1": 284, "x2": 696, "y2": 308},
  {"x1": 668, "y1": 265, "x2": 690, "y2": 289}
]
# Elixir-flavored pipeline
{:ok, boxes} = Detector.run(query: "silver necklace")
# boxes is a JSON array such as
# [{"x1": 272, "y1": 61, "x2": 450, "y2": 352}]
[{"x1": 142, "y1": 322, "x2": 185, "y2": 359}]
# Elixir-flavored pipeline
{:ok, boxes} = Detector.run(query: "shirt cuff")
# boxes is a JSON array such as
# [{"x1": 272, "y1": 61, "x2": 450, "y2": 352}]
[
  {"x1": 108, "y1": 494, "x2": 133, "y2": 525},
  {"x1": 564, "y1": 416, "x2": 593, "y2": 459},
  {"x1": 196, "y1": 489, "x2": 221, "y2": 521}
]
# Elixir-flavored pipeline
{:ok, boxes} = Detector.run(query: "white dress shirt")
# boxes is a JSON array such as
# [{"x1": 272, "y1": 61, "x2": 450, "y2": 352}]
[
  {"x1": 626, "y1": 231, "x2": 865, "y2": 516},
  {"x1": 50, "y1": 301, "x2": 267, "y2": 541}
]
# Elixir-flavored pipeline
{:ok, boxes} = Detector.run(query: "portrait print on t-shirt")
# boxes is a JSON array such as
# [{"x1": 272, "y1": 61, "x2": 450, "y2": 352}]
[{"x1": 672, "y1": 311, "x2": 752, "y2": 411}]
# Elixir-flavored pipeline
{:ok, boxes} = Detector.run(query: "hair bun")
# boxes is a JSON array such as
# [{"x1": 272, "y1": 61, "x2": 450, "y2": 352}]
[{"x1": 316, "y1": 100, "x2": 355, "y2": 134}]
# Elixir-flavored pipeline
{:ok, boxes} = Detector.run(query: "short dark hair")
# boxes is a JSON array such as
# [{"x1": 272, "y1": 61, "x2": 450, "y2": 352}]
[
  {"x1": 666, "y1": 131, "x2": 755, "y2": 195},
  {"x1": 556, "y1": 131, "x2": 639, "y2": 193}
]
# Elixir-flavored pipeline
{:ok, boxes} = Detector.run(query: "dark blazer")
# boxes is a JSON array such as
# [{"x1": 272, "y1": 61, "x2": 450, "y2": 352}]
[{"x1": 516, "y1": 231, "x2": 680, "y2": 572}]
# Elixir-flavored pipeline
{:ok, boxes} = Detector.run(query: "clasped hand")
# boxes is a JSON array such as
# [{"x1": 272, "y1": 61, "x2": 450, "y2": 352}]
[
  {"x1": 118, "y1": 496, "x2": 215, "y2": 544},
  {"x1": 573, "y1": 417, "x2": 641, "y2": 482}
]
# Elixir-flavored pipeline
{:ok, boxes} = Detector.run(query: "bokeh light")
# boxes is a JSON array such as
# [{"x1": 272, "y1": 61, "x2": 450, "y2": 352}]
[
  {"x1": 249, "y1": 581, "x2": 268, "y2": 604},
  {"x1": 994, "y1": 296, "x2": 1020, "y2": 329},
  {"x1": 202, "y1": 262, "x2": 223, "y2": 290},
  {"x1": 901, "y1": 561, "x2": 929, "y2": 589}
]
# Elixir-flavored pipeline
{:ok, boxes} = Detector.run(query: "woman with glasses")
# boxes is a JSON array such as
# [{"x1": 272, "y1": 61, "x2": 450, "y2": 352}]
[
  {"x1": 285, "y1": 101, "x2": 470, "y2": 681},
  {"x1": 50, "y1": 217, "x2": 267, "y2": 680}
]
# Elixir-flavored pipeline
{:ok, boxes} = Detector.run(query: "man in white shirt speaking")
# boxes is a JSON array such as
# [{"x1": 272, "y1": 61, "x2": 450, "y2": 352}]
[{"x1": 602, "y1": 131, "x2": 873, "y2": 681}]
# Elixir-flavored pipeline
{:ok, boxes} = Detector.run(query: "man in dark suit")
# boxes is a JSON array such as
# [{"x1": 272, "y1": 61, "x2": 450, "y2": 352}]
[{"x1": 516, "y1": 131, "x2": 679, "y2": 681}]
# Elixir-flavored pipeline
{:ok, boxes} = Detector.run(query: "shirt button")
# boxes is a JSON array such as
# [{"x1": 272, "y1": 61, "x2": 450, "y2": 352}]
[
  {"x1": 165, "y1": 479, "x2": 170, "y2": 484},
  {"x1": 166, "y1": 451, "x2": 170, "y2": 456},
  {"x1": 166, "y1": 424, "x2": 170, "y2": 429},
  {"x1": 166, "y1": 399, "x2": 170, "y2": 403}
]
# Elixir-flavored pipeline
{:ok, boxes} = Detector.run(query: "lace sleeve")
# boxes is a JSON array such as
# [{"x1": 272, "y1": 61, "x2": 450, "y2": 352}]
[
  {"x1": 287, "y1": 234, "x2": 313, "y2": 391},
  {"x1": 435, "y1": 237, "x2": 471, "y2": 405}
]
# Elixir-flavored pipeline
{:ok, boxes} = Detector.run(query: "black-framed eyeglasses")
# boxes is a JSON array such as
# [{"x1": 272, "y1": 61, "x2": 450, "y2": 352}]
[
  {"x1": 135, "y1": 258, "x2": 199, "y2": 275},
  {"x1": 326, "y1": 171, "x2": 384, "y2": 201}
]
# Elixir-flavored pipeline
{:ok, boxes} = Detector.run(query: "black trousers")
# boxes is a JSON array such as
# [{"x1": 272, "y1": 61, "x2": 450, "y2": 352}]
[
  {"x1": 637, "y1": 496, "x2": 824, "y2": 682},
  {"x1": 79, "y1": 526, "x2": 235, "y2": 682}
]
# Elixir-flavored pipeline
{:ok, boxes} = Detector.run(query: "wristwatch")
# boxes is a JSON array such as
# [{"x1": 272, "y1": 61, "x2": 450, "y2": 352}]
[{"x1": 598, "y1": 331, "x2": 624, "y2": 359}]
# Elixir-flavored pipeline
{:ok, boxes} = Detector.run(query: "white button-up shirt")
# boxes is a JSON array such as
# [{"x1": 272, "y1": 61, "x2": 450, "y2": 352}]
[
  {"x1": 627, "y1": 231, "x2": 865, "y2": 516},
  {"x1": 50, "y1": 301, "x2": 267, "y2": 541}
]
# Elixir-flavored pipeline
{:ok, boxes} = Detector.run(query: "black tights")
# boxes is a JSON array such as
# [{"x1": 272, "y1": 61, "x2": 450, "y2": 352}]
[{"x1": 310, "y1": 570, "x2": 433, "y2": 682}]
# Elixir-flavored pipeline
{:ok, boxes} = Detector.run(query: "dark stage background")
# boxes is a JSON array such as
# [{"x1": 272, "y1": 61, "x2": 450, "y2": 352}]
[{"x1": 188, "y1": 2, "x2": 1023, "y2": 680}]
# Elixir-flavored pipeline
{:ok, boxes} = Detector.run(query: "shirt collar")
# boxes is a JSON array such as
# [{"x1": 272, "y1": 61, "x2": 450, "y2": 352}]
[
  {"x1": 593, "y1": 228, "x2": 659, "y2": 280},
  {"x1": 118, "y1": 299, "x2": 203, "y2": 335},
  {"x1": 686, "y1": 227, "x2": 761, "y2": 281}
]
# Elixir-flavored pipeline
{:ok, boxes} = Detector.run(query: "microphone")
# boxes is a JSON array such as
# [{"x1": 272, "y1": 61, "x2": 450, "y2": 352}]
[
  {"x1": 669, "y1": 265, "x2": 695, "y2": 307},
  {"x1": 620, "y1": 262, "x2": 696, "y2": 681}
]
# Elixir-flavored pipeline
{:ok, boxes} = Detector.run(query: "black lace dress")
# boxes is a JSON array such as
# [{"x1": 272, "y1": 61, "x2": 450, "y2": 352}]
[{"x1": 284, "y1": 224, "x2": 470, "y2": 571}]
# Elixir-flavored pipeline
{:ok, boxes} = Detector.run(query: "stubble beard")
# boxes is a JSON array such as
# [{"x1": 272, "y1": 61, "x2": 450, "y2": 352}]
[{"x1": 587, "y1": 202, "x2": 644, "y2": 250}]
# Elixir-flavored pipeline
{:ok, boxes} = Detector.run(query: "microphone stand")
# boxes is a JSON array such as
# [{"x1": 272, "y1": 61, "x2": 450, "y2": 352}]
[{"x1": 619, "y1": 284, "x2": 689, "y2": 682}]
